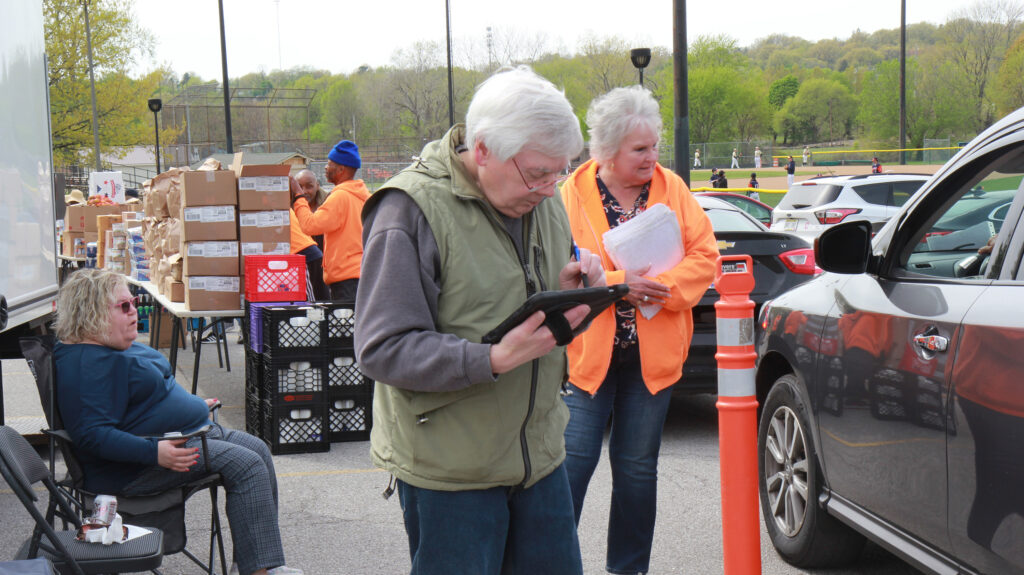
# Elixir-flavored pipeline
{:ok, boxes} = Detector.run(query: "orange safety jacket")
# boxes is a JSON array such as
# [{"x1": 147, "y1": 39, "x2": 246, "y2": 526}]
[
  {"x1": 289, "y1": 209, "x2": 317, "y2": 254},
  {"x1": 292, "y1": 179, "x2": 370, "y2": 284},
  {"x1": 561, "y1": 160, "x2": 719, "y2": 395}
]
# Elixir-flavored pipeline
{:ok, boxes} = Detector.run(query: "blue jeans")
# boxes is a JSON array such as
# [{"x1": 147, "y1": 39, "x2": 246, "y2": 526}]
[
  {"x1": 397, "y1": 464, "x2": 583, "y2": 575},
  {"x1": 563, "y1": 355, "x2": 673, "y2": 575}
]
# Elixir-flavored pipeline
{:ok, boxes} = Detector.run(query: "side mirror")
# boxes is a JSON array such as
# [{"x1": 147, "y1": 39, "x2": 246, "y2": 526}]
[{"x1": 814, "y1": 220, "x2": 872, "y2": 274}]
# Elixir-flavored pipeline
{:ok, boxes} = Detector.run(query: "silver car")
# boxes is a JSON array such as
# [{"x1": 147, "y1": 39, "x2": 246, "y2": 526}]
[{"x1": 770, "y1": 173, "x2": 928, "y2": 241}]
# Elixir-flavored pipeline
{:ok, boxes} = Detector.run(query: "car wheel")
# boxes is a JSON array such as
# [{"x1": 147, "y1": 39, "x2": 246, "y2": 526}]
[{"x1": 758, "y1": 374, "x2": 865, "y2": 567}]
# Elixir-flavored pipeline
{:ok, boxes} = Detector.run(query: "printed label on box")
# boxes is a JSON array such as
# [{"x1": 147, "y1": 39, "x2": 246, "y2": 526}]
[
  {"x1": 183, "y1": 206, "x2": 236, "y2": 223},
  {"x1": 188, "y1": 276, "x2": 240, "y2": 292},
  {"x1": 241, "y1": 242, "x2": 290, "y2": 256},
  {"x1": 239, "y1": 211, "x2": 289, "y2": 228},
  {"x1": 187, "y1": 241, "x2": 239, "y2": 258},
  {"x1": 238, "y1": 176, "x2": 289, "y2": 192}
]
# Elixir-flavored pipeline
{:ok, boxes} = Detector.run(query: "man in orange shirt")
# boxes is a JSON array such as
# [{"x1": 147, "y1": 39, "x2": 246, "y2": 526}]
[{"x1": 291, "y1": 140, "x2": 370, "y2": 301}]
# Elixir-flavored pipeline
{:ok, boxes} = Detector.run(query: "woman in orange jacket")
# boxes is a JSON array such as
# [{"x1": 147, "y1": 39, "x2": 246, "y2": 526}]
[{"x1": 560, "y1": 86, "x2": 718, "y2": 574}]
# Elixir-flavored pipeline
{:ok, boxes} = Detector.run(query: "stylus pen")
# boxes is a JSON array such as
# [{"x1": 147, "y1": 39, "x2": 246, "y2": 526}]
[{"x1": 572, "y1": 240, "x2": 590, "y2": 287}]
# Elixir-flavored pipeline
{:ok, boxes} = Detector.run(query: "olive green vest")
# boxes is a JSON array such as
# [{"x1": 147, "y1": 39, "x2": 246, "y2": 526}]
[{"x1": 366, "y1": 127, "x2": 572, "y2": 491}]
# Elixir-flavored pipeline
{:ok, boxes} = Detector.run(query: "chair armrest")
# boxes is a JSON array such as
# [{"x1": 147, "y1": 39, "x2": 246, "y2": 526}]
[{"x1": 208, "y1": 400, "x2": 222, "y2": 424}]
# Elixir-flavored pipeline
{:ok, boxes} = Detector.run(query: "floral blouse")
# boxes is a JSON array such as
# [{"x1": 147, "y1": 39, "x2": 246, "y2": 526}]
[{"x1": 596, "y1": 172, "x2": 651, "y2": 349}]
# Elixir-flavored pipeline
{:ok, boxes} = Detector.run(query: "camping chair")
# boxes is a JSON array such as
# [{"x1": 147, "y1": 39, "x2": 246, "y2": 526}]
[
  {"x1": 19, "y1": 335, "x2": 227, "y2": 575},
  {"x1": 0, "y1": 425, "x2": 164, "y2": 575}
]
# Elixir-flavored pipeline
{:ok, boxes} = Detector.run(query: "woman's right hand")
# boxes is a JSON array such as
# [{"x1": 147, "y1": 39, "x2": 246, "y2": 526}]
[
  {"x1": 624, "y1": 265, "x2": 671, "y2": 307},
  {"x1": 157, "y1": 438, "x2": 199, "y2": 472}
]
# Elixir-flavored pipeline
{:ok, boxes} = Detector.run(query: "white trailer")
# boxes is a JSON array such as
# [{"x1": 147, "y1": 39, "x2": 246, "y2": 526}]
[{"x1": 0, "y1": 0, "x2": 60, "y2": 424}]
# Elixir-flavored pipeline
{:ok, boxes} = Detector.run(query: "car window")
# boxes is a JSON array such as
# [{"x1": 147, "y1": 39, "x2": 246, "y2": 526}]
[
  {"x1": 891, "y1": 180, "x2": 925, "y2": 207},
  {"x1": 729, "y1": 198, "x2": 772, "y2": 222},
  {"x1": 898, "y1": 149, "x2": 1024, "y2": 279},
  {"x1": 703, "y1": 208, "x2": 763, "y2": 232},
  {"x1": 776, "y1": 184, "x2": 843, "y2": 209},
  {"x1": 851, "y1": 182, "x2": 890, "y2": 206}
]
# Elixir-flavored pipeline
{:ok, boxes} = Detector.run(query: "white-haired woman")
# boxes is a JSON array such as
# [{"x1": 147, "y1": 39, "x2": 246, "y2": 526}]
[
  {"x1": 53, "y1": 268, "x2": 301, "y2": 575},
  {"x1": 560, "y1": 86, "x2": 719, "y2": 574}
]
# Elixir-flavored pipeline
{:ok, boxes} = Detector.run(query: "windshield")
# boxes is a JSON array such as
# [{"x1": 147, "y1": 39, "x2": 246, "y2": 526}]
[
  {"x1": 777, "y1": 184, "x2": 843, "y2": 210},
  {"x1": 704, "y1": 208, "x2": 764, "y2": 232}
]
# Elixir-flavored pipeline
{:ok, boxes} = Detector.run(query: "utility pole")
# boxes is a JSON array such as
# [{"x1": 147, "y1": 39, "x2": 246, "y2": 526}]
[
  {"x1": 899, "y1": 0, "x2": 907, "y2": 165},
  {"x1": 673, "y1": 0, "x2": 690, "y2": 184},
  {"x1": 83, "y1": 0, "x2": 102, "y2": 171},
  {"x1": 218, "y1": 0, "x2": 234, "y2": 153}
]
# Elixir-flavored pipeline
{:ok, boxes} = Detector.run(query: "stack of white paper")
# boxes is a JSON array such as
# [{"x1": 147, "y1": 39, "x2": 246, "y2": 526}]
[{"x1": 602, "y1": 203, "x2": 684, "y2": 319}]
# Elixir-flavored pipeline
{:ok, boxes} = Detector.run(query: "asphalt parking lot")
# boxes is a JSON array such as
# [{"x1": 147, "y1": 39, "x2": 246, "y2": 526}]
[{"x1": 0, "y1": 333, "x2": 920, "y2": 574}]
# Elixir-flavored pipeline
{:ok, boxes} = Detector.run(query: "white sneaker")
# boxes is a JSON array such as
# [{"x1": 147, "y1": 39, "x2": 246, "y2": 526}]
[{"x1": 268, "y1": 567, "x2": 304, "y2": 575}]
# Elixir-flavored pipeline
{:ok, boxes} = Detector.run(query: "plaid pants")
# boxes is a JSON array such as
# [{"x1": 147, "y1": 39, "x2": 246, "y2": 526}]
[{"x1": 121, "y1": 425, "x2": 285, "y2": 575}]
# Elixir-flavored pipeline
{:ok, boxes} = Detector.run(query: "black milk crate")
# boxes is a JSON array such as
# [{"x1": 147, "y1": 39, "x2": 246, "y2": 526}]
[
  {"x1": 321, "y1": 301, "x2": 357, "y2": 347},
  {"x1": 245, "y1": 348, "x2": 263, "y2": 399},
  {"x1": 261, "y1": 399, "x2": 330, "y2": 455},
  {"x1": 260, "y1": 304, "x2": 326, "y2": 357},
  {"x1": 245, "y1": 300, "x2": 307, "y2": 353},
  {"x1": 261, "y1": 356, "x2": 326, "y2": 400},
  {"x1": 245, "y1": 391, "x2": 264, "y2": 437},
  {"x1": 324, "y1": 350, "x2": 372, "y2": 394},
  {"x1": 327, "y1": 391, "x2": 372, "y2": 443}
]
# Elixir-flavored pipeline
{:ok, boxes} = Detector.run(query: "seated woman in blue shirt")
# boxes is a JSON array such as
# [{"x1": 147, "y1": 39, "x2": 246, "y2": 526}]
[{"x1": 53, "y1": 268, "x2": 301, "y2": 575}]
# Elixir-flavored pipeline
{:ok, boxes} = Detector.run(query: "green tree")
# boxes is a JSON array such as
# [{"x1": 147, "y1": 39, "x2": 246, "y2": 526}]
[
  {"x1": 775, "y1": 78, "x2": 857, "y2": 143},
  {"x1": 767, "y1": 75, "x2": 799, "y2": 110},
  {"x1": 943, "y1": 0, "x2": 1024, "y2": 129},
  {"x1": 45, "y1": 0, "x2": 159, "y2": 165},
  {"x1": 994, "y1": 31, "x2": 1024, "y2": 115}
]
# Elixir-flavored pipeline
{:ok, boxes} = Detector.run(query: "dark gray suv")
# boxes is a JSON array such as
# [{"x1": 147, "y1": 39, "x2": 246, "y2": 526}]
[{"x1": 755, "y1": 108, "x2": 1024, "y2": 574}]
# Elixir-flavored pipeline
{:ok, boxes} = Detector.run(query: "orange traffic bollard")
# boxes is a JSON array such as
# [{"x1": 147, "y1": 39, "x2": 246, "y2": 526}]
[{"x1": 714, "y1": 254, "x2": 761, "y2": 575}]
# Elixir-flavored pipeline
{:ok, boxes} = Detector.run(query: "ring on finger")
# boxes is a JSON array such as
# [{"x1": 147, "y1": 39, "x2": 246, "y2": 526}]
[{"x1": 643, "y1": 295, "x2": 649, "y2": 302}]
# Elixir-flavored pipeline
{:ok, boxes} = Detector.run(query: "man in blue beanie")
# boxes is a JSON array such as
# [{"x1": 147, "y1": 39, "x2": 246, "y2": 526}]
[{"x1": 291, "y1": 139, "x2": 370, "y2": 301}]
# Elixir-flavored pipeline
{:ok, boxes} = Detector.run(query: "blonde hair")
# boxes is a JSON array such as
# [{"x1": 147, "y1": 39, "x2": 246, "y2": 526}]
[{"x1": 54, "y1": 268, "x2": 127, "y2": 343}]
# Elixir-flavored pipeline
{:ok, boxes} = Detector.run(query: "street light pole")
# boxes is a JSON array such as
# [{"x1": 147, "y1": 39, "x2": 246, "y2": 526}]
[
  {"x1": 899, "y1": 0, "x2": 907, "y2": 165},
  {"x1": 83, "y1": 0, "x2": 102, "y2": 171},
  {"x1": 674, "y1": 0, "x2": 690, "y2": 184},
  {"x1": 630, "y1": 48, "x2": 652, "y2": 87},
  {"x1": 445, "y1": 0, "x2": 455, "y2": 127},
  {"x1": 148, "y1": 99, "x2": 162, "y2": 174},
  {"x1": 218, "y1": 0, "x2": 233, "y2": 153}
]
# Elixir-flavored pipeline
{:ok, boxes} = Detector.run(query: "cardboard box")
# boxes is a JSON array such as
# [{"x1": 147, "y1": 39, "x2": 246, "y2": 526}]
[
  {"x1": 181, "y1": 205, "x2": 237, "y2": 241},
  {"x1": 65, "y1": 204, "x2": 124, "y2": 232},
  {"x1": 62, "y1": 231, "x2": 84, "y2": 257},
  {"x1": 148, "y1": 308, "x2": 177, "y2": 348},
  {"x1": 239, "y1": 210, "x2": 289, "y2": 244},
  {"x1": 163, "y1": 277, "x2": 185, "y2": 303},
  {"x1": 183, "y1": 241, "x2": 240, "y2": 276},
  {"x1": 181, "y1": 170, "x2": 237, "y2": 207},
  {"x1": 184, "y1": 276, "x2": 242, "y2": 311},
  {"x1": 241, "y1": 242, "x2": 291, "y2": 257},
  {"x1": 96, "y1": 215, "x2": 122, "y2": 268},
  {"x1": 236, "y1": 164, "x2": 291, "y2": 211}
]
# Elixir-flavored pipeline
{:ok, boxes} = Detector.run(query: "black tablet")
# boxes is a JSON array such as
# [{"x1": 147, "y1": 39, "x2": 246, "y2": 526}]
[{"x1": 481, "y1": 284, "x2": 629, "y2": 346}]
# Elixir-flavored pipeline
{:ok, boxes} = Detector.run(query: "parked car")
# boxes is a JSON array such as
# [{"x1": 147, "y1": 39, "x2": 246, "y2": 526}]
[
  {"x1": 694, "y1": 191, "x2": 774, "y2": 225},
  {"x1": 754, "y1": 107, "x2": 1024, "y2": 574},
  {"x1": 769, "y1": 173, "x2": 928, "y2": 241},
  {"x1": 679, "y1": 195, "x2": 819, "y2": 391}
]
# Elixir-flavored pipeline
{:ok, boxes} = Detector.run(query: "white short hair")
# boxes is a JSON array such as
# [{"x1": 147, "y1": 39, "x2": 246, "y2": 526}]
[
  {"x1": 465, "y1": 66, "x2": 583, "y2": 162},
  {"x1": 586, "y1": 86, "x2": 662, "y2": 164}
]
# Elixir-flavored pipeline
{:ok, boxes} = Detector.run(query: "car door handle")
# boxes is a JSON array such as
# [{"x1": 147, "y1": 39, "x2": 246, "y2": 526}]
[{"x1": 914, "y1": 334, "x2": 948, "y2": 352}]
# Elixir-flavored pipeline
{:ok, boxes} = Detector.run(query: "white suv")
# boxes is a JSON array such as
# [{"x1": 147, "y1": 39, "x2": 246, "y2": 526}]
[{"x1": 769, "y1": 173, "x2": 928, "y2": 241}]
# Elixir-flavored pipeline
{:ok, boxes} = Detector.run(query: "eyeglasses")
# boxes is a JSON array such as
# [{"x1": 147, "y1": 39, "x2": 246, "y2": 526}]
[
  {"x1": 112, "y1": 296, "x2": 139, "y2": 314},
  {"x1": 512, "y1": 157, "x2": 570, "y2": 194}
]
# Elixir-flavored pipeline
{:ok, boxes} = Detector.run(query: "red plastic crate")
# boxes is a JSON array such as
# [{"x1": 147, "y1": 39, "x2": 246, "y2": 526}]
[{"x1": 244, "y1": 255, "x2": 307, "y2": 302}]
